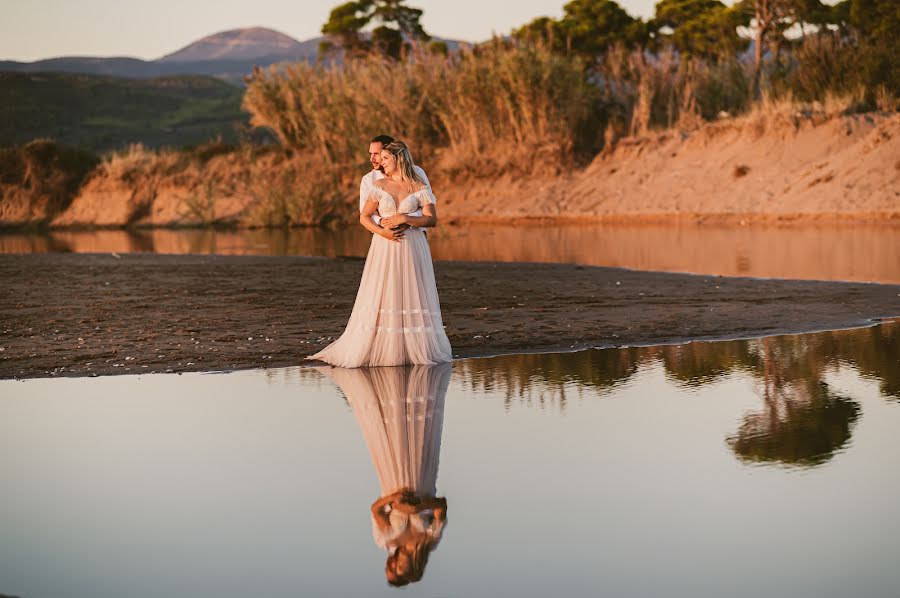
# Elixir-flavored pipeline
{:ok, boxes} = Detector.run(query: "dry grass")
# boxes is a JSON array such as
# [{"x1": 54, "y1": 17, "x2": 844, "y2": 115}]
[
  {"x1": 242, "y1": 155, "x2": 346, "y2": 227},
  {"x1": 243, "y1": 42, "x2": 599, "y2": 179},
  {"x1": 0, "y1": 139, "x2": 99, "y2": 225},
  {"x1": 97, "y1": 143, "x2": 162, "y2": 183}
]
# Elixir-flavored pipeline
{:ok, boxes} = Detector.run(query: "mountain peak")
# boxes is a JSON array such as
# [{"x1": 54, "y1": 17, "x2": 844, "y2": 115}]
[{"x1": 158, "y1": 27, "x2": 309, "y2": 63}]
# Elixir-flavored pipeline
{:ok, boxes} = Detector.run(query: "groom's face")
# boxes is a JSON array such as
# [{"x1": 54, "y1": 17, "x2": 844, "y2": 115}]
[{"x1": 369, "y1": 142, "x2": 384, "y2": 171}]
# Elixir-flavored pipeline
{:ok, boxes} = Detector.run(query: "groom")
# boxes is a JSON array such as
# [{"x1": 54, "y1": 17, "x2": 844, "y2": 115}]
[{"x1": 360, "y1": 134, "x2": 432, "y2": 239}]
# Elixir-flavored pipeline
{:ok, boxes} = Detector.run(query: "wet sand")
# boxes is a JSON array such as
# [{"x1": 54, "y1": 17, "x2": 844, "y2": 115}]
[{"x1": 1, "y1": 253, "x2": 898, "y2": 379}]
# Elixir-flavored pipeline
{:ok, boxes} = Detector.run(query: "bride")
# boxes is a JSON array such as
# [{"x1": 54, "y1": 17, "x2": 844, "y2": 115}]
[{"x1": 307, "y1": 141, "x2": 453, "y2": 367}]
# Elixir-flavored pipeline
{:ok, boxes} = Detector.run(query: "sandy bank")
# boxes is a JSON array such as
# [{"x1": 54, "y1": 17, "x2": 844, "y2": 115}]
[
  {"x1": 444, "y1": 111, "x2": 900, "y2": 223},
  {"x1": 1, "y1": 253, "x2": 897, "y2": 379}
]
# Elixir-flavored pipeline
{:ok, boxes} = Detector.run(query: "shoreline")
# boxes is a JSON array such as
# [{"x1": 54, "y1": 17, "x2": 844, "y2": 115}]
[{"x1": 2, "y1": 253, "x2": 898, "y2": 380}]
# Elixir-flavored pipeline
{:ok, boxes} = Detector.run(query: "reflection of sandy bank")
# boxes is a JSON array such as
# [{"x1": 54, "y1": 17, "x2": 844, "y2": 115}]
[
  {"x1": 428, "y1": 223, "x2": 900, "y2": 284},
  {"x1": 7, "y1": 222, "x2": 899, "y2": 283}
]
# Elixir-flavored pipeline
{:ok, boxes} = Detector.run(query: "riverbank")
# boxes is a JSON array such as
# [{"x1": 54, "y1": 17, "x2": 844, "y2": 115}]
[
  {"x1": 2, "y1": 111, "x2": 898, "y2": 229},
  {"x1": 1, "y1": 253, "x2": 898, "y2": 379}
]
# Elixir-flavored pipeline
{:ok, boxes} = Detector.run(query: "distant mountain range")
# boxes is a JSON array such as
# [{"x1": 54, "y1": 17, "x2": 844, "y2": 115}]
[{"x1": 0, "y1": 26, "x2": 462, "y2": 86}]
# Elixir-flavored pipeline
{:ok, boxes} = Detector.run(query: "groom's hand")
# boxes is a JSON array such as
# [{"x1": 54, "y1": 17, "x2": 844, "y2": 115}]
[
  {"x1": 381, "y1": 225, "x2": 404, "y2": 240},
  {"x1": 385, "y1": 224, "x2": 408, "y2": 239}
]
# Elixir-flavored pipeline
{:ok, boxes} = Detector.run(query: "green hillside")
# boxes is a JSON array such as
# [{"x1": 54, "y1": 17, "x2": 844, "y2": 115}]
[{"x1": 0, "y1": 72, "x2": 249, "y2": 153}]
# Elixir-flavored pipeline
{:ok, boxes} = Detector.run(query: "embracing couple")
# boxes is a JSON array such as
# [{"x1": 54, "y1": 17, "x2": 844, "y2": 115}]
[{"x1": 308, "y1": 135, "x2": 453, "y2": 368}]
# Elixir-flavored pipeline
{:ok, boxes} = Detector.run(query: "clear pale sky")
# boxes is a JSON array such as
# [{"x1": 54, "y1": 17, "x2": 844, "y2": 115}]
[{"x1": 1, "y1": 0, "x2": 657, "y2": 62}]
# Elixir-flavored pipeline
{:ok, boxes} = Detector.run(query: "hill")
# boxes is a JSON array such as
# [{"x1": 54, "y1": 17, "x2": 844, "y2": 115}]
[
  {"x1": 158, "y1": 26, "x2": 316, "y2": 62},
  {"x1": 0, "y1": 72, "x2": 248, "y2": 153}
]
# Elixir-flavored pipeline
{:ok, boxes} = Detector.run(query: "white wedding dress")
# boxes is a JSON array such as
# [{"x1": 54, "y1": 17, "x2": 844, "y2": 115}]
[
  {"x1": 307, "y1": 187, "x2": 453, "y2": 367},
  {"x1": 316, "y1": 364, "x2": 450, "y2": 551}
]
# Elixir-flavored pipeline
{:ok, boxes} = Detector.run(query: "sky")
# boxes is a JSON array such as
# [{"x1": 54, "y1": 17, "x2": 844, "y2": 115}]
[{"x1": 0, "y1": 0, "x2": 658, "y2": 62}]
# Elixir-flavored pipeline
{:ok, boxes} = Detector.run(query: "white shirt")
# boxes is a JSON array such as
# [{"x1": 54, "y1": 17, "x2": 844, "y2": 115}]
[{"x1": 360, "y1": 165, "x2": 432, "y2": 226}]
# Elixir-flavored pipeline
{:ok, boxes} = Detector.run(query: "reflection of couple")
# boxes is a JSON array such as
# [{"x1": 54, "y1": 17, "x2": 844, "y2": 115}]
[
  {"x1": 320, "y1": 363, "x2": 451, "y2": 586},
  {"x1": 308, "y1": 136, "x2": 453, "y2": 368}
]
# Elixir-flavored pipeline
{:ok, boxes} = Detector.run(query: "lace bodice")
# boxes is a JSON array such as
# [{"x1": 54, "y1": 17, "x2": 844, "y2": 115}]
[{"x1": 371, "y1": 187, "x2": 436, "y2": 217}]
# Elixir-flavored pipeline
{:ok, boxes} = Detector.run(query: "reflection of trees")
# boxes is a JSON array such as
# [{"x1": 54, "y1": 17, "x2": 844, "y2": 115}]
[
  {"x1": 454, "y1": 323, "x2": 899, "y2": 468},
  {"x1": 658, "y1": 340, "x2": 758, "y2": 387},
  {"x1": 456, "y1": 324, "x2": 898, "y2": 411},
  {"x1": 726, "y1": 337, "x2": 861, "y2": 467},
  {"x1": 456, "y1": 348, "x2": 642, "y2": 411},
  {"x1": 728, "y1": 379, "x2": 860, "y2": 467},
  {"x1": 825, "y1": 324, "x2": 900, "y2": 402}
]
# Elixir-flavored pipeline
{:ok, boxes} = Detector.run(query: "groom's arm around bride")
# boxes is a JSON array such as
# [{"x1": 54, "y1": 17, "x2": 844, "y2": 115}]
[{"x1": 360, "y1": 135, "x2": 432, "y2": 239}]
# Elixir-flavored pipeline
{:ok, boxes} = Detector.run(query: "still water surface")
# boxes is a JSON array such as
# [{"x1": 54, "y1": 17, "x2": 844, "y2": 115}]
[
  {"x1": 3, "y1": 222, "x2": 899, "y2": 282},
  {"x1": 1, "y1": 324, "x2": 898, "y2": 597}
]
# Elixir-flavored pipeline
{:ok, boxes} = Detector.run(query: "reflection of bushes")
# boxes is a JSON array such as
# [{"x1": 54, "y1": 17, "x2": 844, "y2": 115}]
[
  {"x1": 457, "y1": 348, "x2": 641, "y2": 410},
  {"x1": 659, "y1": 341, "x2": 759, "y2": 387},
  {"x1": 825, "y1": 324, "x2": 900, "y2": 402}
]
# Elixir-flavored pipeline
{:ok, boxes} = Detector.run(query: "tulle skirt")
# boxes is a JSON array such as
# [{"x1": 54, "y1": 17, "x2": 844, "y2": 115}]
[{"x1": 307, "y1": 228, "x2": 453, "y2": 367}]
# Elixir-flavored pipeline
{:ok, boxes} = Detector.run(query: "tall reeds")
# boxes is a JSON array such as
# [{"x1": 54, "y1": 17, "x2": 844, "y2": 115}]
[{"x1": 242, "y1": 42, "x2": 600, "y2": 179}]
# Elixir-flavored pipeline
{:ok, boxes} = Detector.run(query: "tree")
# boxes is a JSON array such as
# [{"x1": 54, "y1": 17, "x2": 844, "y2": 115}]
[
  {"x1": 844, "y1": 0, "x2": 900, "y2": 95},
  {"x1": 514, "y1": 0, "x2": 646, "y2": 61},
  {"x1": 561, "y1": 0, "x2": 649, "y2": 56},
  {"x1": 320, "y1": 0, "x2": 430, "y2": 60},
  {"x1": 513, "y1": 16, "x2": 568, "y2": 53},
  {"x1": 746, "y1": 0, "x2": 797, "y2": 97},
  {"x1": 653, "y1": 0, "x2": 750, "y2": 60}
]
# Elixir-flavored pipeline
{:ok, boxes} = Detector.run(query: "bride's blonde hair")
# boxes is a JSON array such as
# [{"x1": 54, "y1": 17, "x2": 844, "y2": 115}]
[{"x1": 384, "y1": 141, "x2": 426, "y2": 191}]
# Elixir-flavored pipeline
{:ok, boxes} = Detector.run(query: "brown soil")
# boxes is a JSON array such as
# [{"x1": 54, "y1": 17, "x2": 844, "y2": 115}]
[{"x1": 1, "y1": 253, "x2": 897, "y2": 379}]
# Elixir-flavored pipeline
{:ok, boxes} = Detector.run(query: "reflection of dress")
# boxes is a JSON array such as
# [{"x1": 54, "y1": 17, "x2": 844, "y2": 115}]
[
  {"x1": 308, "y1": 188, "x2": 453, "y2": 368},
  {"x1": 319, "y1": 363, "x2": 451, "y2": 549}
]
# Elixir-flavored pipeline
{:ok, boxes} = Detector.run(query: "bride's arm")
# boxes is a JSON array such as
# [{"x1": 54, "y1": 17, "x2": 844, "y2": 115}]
[
  {"x1": 361, "y1": 197, "x2": 401, "y2": 241},
  {"x1": 384, "y1": 198, "x2": 437, "y2": 229},
  {"x1": 398, "y1": 203, "x2": 436, "y2": 228}
]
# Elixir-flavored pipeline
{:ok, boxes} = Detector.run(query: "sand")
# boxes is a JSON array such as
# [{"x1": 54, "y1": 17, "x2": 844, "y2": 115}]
[
  {"x1": 443, "y1": 112, "x2": 900, "y2": 223},
  {"x1": 1, "y1": 253, "x2": 898, "y2": 379}
]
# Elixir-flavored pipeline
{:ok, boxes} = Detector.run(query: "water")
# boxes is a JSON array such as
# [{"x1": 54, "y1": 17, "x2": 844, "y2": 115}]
[
  {"x1": 1, "y1": 323, "x2": 898, "y2": 597},
  {"x1": 2, "y1": 221, "x2": 899, "y2": 282}
]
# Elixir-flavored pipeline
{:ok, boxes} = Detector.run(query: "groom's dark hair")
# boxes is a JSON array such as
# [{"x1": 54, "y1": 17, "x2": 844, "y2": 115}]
[{"x1": 371, "y1": 134, "x2": 395, "y2": 146}]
